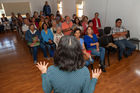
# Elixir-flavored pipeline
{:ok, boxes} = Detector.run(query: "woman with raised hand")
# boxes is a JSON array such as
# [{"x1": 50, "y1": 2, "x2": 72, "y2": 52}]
[
  {"x1": 73, "y1": 28, "x2": 94, "y2": 67},
  {"x1": 36, "y1": 36, "x2": 102, "y2": 93}
]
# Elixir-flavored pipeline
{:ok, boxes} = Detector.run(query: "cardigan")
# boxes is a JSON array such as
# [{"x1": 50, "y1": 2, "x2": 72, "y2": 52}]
[
  {"x1": 84, "y1": 34, "x2": 98, "y2": 49},
  {"x1": 41, "y1": 65, "x2": 97, "y2": 93},
  {"x1": 25, "y1": 30, "x2": 42, "y2": 43},
  {"x1": 41, "y1": 29, "x2": 54, "y2": 42},
  {"x1": 92, "y1": 18, "x2": 101, "y2": 28}
]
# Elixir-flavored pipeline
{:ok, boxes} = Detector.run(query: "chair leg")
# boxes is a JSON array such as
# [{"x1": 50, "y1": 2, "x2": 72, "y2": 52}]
[
  {"x1": 138, "y1": 43, "x2": 139, "y2": 51},
  {"x1": 107, "y1": 50, "x2": 110, "y2": 66}
]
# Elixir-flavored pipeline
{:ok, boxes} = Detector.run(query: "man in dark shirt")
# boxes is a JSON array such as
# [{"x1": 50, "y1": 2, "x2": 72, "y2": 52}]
[{"x1": 43, "y1": 1, "x2": 51, "y2": 16}]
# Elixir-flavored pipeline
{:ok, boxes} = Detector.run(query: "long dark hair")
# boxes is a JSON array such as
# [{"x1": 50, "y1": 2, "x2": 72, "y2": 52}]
[
  {"x1": 42, "y1": 23, "x2": 48, "y2": 30},
  {"x1": 74, "y1": 17, "x2": 82, "y2": 26},
  {"x1": 54, "y1": 36, "x2": 85, "y2": 72}
]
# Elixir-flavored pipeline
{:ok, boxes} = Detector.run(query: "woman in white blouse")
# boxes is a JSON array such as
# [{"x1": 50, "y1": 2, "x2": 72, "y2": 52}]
[{"x1": 54, "y1": 26, "x2": 64, "y2": 46}]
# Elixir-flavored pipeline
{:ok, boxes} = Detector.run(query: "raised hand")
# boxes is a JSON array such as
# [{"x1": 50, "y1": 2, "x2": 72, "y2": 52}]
[
  {"x1": 92, "y1": 69, "x2": 102, "y2": 79},
  {"x1": 36, "y1": 61, "x2": 49, "y2": 74}
]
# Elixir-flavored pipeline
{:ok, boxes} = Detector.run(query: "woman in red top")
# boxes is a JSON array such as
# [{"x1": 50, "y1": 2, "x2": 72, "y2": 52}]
[
  {"x1": 88, "y1": 20, "x2": 99, "y2": 36},
  {"x1": 92, "y1": 12, "x2": 101, "y2": 29}
]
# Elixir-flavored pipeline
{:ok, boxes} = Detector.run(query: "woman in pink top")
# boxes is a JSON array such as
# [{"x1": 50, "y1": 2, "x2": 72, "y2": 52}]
[
  {"x1": 62, "y1": 16, "x2": 73, "y2": 35},
  {"x1": 82, "y1": 16, "x2": 88, "y2": 35}
]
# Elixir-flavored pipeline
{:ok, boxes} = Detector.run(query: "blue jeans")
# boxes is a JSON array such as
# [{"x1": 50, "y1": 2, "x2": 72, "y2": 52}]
[
  {"x1": 85, "y1": 58, "x2": 94, "y2": 66},
  {"x1": 115, "y1": 39, "x2": 136, "y2": 58},
  {"x1": 32, "y1": 43, "x2": 47, "y2": 62},
  {"x1": 88, "y1": 47, "x2": 105, "y2": 64},
  {"x1": 45, "y1": 43, "x2": 56, "y2": 57}
]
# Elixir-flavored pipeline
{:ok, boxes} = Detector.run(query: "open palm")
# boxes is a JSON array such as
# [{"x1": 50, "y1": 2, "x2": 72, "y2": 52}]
[
  {"x1": 92, "y1": 69, "x2": 102, "y2": 79},
  {"x1": 36, "y1": 61, "x2": 49, "y2": 74}
]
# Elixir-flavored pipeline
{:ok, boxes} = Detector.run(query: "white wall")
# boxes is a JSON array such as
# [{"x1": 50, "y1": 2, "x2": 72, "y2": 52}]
[
  {"x1": 62, "y1": 0, "x2": 76, "y2": 18},
  {"x1": 50, "y1": 0, "x2": 76, "y2": 18},
  {"x1": 105, "y1": 0, "x2": 140, "y2": 38},
  {"x1": 83, "y1": 0, "x2": 107, "y2": 27},
  {"x1": 84, "y1": 0, "x2": 140, "y2": 39},
  {"x1": 0, "y1": 0, "x2": 50, "y2": 15}
]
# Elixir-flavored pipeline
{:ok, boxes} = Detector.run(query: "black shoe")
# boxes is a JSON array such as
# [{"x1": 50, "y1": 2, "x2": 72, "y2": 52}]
[
  {"x1": 100, "y1": 65, "x2": 106, "y2": 72},
  {"x1": 118, "y1": 56, "x2": 122, "y2": 61},
  {"x1": 124, "y1": 53, "x2": 128, "y2": 58}
]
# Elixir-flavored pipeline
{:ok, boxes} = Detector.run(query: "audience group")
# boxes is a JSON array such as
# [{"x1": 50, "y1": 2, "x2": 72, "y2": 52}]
[{"x1": 0, "y1": 1, "x2": 136, "y2": 73}]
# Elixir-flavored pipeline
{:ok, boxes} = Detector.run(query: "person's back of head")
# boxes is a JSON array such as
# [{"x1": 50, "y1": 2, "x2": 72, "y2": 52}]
[{"x1": 54, "y1": 36, "x2": 84, "y2": 72}]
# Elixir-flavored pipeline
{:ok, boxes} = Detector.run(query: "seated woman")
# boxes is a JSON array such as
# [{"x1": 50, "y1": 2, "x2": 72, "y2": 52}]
[
  {"x1": 72, "y1": 17, "x2": 83, "y2": 32},
  {"x1": 82, "y1": 16, "x2": 88, "y2": 35},
  {"x1": 25, "y1": 24, "x2": 47, "y2": 64},
  {"x1": 88, "y1": 20, "x2": 99, "y2": 36},
  {"x1": 41, "y1": 23, "x2": 56, "y2": 57},
  {"x1": 1, "y1": 14, "x2": 10, "y2": 31},
  {"x1": 84, "y1": 26, "x2": 106, "y2": 72},
  {"x1": 44, "y1": 18, "x2": 51, "y2": 29},
  {"x1": 50, "y1": 20, "x2": 57, "y2": 35},
  {"x1": 36, "y1": 36, "x2": 102, "y2": 93},
  {"x1": 54, "y1": 26, "x2": 64, "y2": 46},
  {"x1": 73, "y1": 28, "x2": 94, "y2": 67},
  {"x1": 39, "y1": 17, "x2": 44, "y2": 31},
  {"x1": 31, "y1": 17, "x2": 39, "y2": 29}
]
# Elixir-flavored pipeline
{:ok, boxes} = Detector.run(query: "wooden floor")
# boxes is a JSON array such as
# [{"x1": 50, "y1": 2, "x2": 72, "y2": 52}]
[{"x1": 0, "y1": 32, "x2": 140, "y2": 93}]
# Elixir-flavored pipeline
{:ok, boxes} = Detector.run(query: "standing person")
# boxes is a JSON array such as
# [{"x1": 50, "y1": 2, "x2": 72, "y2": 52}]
[
  {"x1": 92, "y1": 12, "x2": 101, "y2": 29},
  {"x1": 84, "y1": 26, "x2": 106, "y2": 72},
  {"x1": 62, "y1": 16, "x2": 73, "y2": 35},
  {"x1": 25, "y1": 24, "x2": 47, "y2": 63},
  {"x1": 112, "y1": 18, "x2": 136, "y2": 60},
  {"x1": 36, "y1": 36, "x2": 102, "y2": 93},
  {"x1": 43, "y1": 1, "x2": 51, "y2": 16}
]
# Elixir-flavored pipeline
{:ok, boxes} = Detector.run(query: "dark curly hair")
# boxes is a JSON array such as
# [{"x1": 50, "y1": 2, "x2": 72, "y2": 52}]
[
  {"x1": 72, "y1": 28, "x2": 81, "y2": 36},
  {"x1": 54, "y1": 36, "x2": 85, "y2": 72}
]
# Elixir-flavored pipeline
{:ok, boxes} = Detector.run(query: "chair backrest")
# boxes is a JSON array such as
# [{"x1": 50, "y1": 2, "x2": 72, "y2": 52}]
[
  {"x1": 126, "y1": 30, "x2": 130, "y2": 38},
  {"x1": 104, "y1": 27, "x2": 111, "y2": 35},
  {"x1": 98, "y1": 29, "x2": 104, "y2": 37},
  {"x1": 99, "y1": 36, "x2": 109, "y2": 47}
]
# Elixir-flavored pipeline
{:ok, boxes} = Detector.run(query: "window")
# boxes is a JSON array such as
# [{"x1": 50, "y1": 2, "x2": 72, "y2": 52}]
[
  {"x1": 57, "y1": 1, "x2": 63, "y2": 15},
  {"x1": 76, "y1": 1, "x2": 84, "y2": 17},
  {"x1": 0, "y1": 3, "x2": 6, "y2": 18}
]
